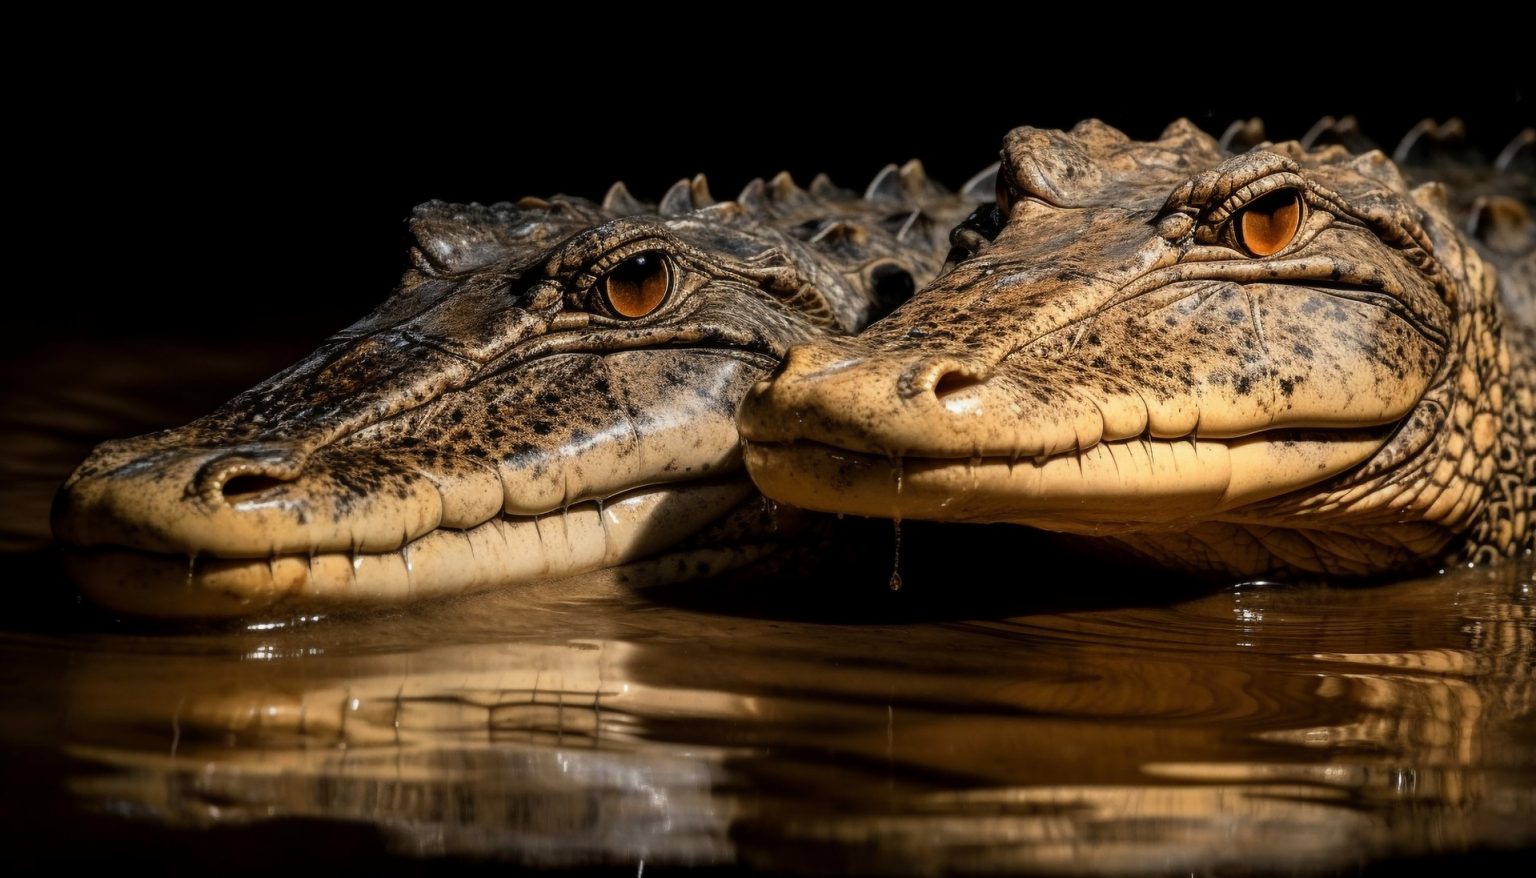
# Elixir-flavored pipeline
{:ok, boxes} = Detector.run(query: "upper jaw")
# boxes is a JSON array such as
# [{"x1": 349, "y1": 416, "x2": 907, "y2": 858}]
[
  {"x1": 55, "y1": 346, "x2": 767, "y2": 561},
  {"x1": 52, "y1": 343, "x2": 776, "y2": 619},
  {"x1": 738, "y1": 331, "x2": 1403, "y2": 533}
]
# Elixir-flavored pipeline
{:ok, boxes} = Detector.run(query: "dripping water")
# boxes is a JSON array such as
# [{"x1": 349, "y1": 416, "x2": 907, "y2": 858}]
[{"x1": 889, "y1": 459, "x2": 904, "y2": 591}]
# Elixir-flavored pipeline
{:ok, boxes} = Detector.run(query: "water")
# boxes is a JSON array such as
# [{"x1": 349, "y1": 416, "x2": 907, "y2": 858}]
[{"x1": 2, "y1": 333, "x2": 1533, "y2": 874}]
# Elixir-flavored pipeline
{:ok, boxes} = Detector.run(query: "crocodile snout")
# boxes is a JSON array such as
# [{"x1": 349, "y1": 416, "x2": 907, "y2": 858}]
[{"x1": 54, "y1": 438, "x2": 443, "y2": 558}]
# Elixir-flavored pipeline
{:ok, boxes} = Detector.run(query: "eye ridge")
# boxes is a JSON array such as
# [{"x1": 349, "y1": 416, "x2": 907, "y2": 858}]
[
  {"x1": 1233, "y1": 188, "x2": 1305, "y2": 258},
  {"x1": 599, "y1": 250, "x2": 673, "y2": 319}
]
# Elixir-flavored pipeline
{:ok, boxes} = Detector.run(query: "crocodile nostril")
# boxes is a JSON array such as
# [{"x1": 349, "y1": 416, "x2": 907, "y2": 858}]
[
  {"x1": 196, "y1": 450, "x2": 304, "y2": 505},
  {"x1": 933, "y1": 371, "x2": 985, "y2": 398},
  {"x1": 900, "y1": 357, "x2": 990, "y2": 400},
  {"x1": 221, "y1": 474, "x2": 288, "y2": 501}
]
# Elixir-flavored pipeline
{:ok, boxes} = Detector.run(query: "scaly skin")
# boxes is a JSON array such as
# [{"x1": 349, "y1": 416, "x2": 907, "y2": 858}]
[
  {"x1": 740, "y1": 120, "x2": 1533, "y2": 578},
  {"x1": 53, "y1": 163, "x2": 990, "y2": 618}
]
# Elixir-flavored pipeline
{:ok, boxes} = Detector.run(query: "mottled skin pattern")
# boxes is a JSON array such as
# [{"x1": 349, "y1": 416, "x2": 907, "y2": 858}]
[
  {"x1": 741, "y1": 120, "x2": 1533, "y2": 578},
  {"x1": 54, "y1": 163, "x2": 989, "y2": 617}
]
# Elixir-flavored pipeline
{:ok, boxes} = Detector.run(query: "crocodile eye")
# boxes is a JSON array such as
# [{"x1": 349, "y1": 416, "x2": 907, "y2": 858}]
[
  {"x1": 600, "y1": 251, "x2": 672, "y2": 318},
  {"x1": 1234, "y1": 188, "x2": 1304, "y2": 257}
]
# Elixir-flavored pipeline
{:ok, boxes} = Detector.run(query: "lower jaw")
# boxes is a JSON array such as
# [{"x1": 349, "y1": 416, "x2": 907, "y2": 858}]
[
  {"x1": 743, "y1": 430, "x2": 1390, "y2": 535},
  {"x1": 64, "y1": 479, "x2": 761, "y2": 620}
]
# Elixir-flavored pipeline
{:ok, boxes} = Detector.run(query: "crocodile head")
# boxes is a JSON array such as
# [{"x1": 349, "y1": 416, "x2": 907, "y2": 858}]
[
  {"x1": 741, "y1": 120, "x2": 1532, "y2": 577},
  {"x1": 56, "y1": 168, "x2": 973, "y2": 618}
]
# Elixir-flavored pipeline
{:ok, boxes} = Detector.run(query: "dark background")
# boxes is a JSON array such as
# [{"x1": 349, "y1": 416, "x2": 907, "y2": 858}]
[{"x1": 16, "y1": 50, "x2": 1534, "y2": 347}]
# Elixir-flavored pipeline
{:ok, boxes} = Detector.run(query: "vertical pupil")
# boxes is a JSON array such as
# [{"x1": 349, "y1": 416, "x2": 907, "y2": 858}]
[
  {"x1": 604, "y1": 251, "x2": 669, "y2": 318},
  {"x1": 1238, "y1": 189, "x2": 1302, "y2": 257}
]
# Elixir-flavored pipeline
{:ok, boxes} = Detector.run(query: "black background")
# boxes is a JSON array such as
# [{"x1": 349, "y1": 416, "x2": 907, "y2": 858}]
[{"x1": 18, "y1": 45, "x2": 1534, "y2": 347}]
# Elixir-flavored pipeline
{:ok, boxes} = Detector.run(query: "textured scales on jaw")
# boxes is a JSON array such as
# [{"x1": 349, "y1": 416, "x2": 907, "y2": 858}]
[
  {"x1": 740, "y1": 119, "x2": 1532, "y2": 578},
  {"x1": 1211, "y1": 133, "x2": 1532, "y2": 573}
]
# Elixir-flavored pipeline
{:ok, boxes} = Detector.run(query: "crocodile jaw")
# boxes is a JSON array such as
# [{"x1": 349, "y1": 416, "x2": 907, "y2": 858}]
[
  {"x1": 63, "y1": 480, "x2": 760, "y2": 620},
  {"x1": 53, "y1": 348, "x2": 770, "y2": 618},
  {"x1": 743, "y1": 432, "x2": 1390, "y2": 535}
]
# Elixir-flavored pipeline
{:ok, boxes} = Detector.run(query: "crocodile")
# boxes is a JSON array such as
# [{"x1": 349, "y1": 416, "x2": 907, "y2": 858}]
[
  {"x1": 53, "y1": 163, "x2": 991, "y2": 618},
  {"x1": 740, "y1": 119, "x2": 1534, "y2": 578}
]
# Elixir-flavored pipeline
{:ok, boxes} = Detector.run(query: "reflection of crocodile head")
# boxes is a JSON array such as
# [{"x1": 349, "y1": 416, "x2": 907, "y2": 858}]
[
  {"x1": 61, "y1": 618, "x2": 753, "y2": 865},
  {"x1": 47, "y1": 561, "x2": 1535, "y2": 871},
  {"x1": 52, "y1": 166, "x2": 986, "y2": 618},
  {"x1": 741, "y1": 120, "x2": 1534, "y2": 577}
]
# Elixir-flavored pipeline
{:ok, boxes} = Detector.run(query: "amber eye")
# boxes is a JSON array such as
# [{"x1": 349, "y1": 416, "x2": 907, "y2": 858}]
[
  {"x1": 1234, "y1": 188, "x2": 1304, "y2": 257},
  {"x1": 599, "y1": 251, "x2": 672, "y2": 318}
]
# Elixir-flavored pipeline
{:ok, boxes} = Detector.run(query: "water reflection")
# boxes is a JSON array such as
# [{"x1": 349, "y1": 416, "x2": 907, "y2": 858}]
[
  {"x1": 8, "y1": 561, "x2": 1524, "y2": 873},
  {"x1": 60, "y1": 621, "x2": 742, "y2": 866}
]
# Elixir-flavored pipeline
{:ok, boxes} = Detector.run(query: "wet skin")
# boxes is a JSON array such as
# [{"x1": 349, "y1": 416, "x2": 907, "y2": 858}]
[
  {"x1": 53, "y1": 166, "x2": 989, "y2": 618},
  {"x1": 741, "y1": 121, "x2": 1534, "y2": 578}
]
